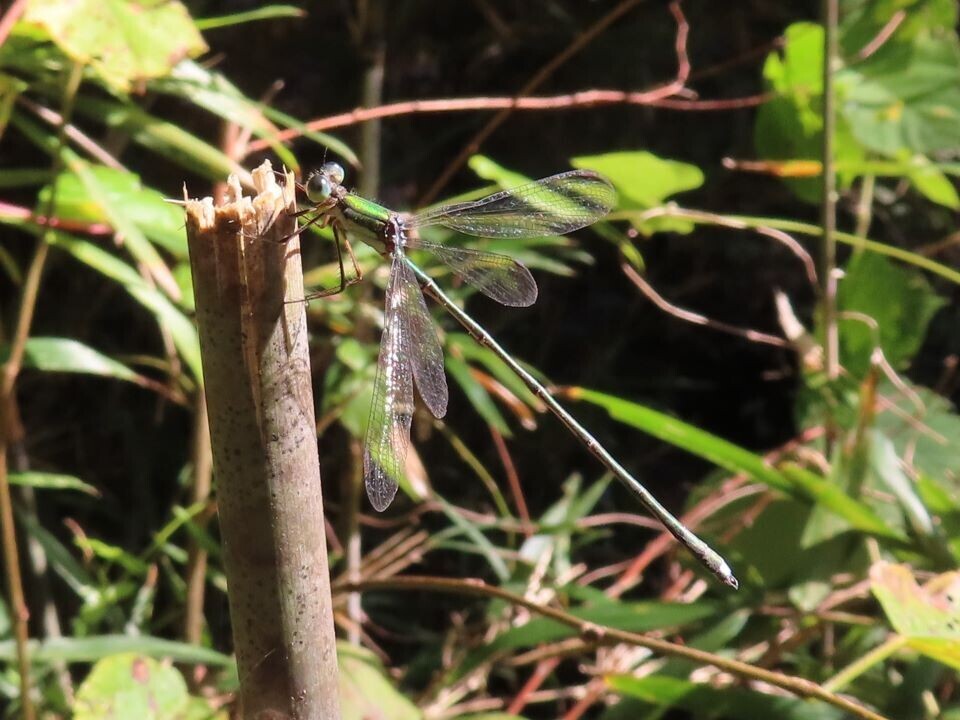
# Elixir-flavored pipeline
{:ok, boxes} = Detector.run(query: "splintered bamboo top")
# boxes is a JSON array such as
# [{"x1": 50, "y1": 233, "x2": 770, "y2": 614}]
[{"x1": 184, "y1": 160, "x2": 295, "y2": 241}]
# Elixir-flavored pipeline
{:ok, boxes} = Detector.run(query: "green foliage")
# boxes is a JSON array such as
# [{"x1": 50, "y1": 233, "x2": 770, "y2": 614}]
[
  {"x1": 871, "y1": 563, "x2": 960, "y2": 670},
  {"x1": 573, "y1": 151, "x2": 705, "y2": 235},
  {"x1": 756, "y1": 7, "x2": 960, "y2": 207},
  {"x1": 605, "y1": 675, "x2": 844, "y2": 720},
  {"x1": 339, "y1": 644, "x2": 422, "y2": 720},
  {"x1": 19, "y1": 0, "x2": 207, "y2": 91},
  {"x1": 74, "y1": 653, "x2": 197, "y2": 720},
  {"x1": 1, "y1": 0, "x2": 959, "y2": 718},
  {"x1": 838, "y1": 251, "x2": 946, "y2": 375}
]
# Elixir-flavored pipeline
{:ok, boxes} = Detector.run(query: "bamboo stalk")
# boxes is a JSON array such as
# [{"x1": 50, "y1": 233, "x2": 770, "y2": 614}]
[{"x1": 185, "y1": 162, "x2": 340, "y2": 719}]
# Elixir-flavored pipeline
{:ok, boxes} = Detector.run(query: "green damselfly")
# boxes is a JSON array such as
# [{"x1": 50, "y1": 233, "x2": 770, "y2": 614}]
[{"x1": 297, "y1": 162, "x2": 737, "y2": 588}]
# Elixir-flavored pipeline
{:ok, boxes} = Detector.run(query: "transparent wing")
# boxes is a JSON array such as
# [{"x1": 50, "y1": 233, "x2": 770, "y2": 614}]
[
  {"x1": 398, "y1": 257, "x2": 448, "y2": 418},
  {"x1": 363, "y1": 254, "x2": 414, "y2": 512},
  {"x1": 406, "y1": 170, "x2": 616, "y2": 238},
  {"x1": 407, "y1": 241, "x2": 538, "y2": 307}
]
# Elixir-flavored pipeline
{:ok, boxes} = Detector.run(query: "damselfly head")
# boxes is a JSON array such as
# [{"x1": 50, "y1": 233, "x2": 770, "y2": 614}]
[
  {"x1": 305, "y1": 172, "x2": 332, "y2": 203},
  {"x1": 321, "y1": 161, "x2": 345, "y2": 185},
  {"x1": 305, "y1": 162, "x2": 345, "y2": 204}
]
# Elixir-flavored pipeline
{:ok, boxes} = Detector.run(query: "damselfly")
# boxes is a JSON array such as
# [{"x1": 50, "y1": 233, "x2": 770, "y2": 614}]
[
  {"x1": 300, "y1": 162, "x2": 615, "y2": 508},
  {"x1": 296, "y1": 162, "x2": 737, "y2": 588}
]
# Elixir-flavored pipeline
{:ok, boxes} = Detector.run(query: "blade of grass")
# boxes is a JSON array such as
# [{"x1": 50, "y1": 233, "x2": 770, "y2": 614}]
[{"x1": 568, "y1": 388, "x2": 905, "y2": 541}]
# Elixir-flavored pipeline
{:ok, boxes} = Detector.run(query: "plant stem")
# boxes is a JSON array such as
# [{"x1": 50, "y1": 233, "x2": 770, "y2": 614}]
[
  {"x1": 0, "y1": 61, "x2": 83, "y2": 719},
  {"x1": 418, "y1": 0, "x2": 649, "y2": 206},
  {"x1": 345, "y1": 0, "x2": 386, "y2": 644},
  {"x1": 620, "y1": 207, "x2": 960, "y2": 286},
  {"x1": 185, "y1": 163, "x2": 340, "y2": 718},
  {"x1": 854, "y1": 174, "x2": 875, "y2": 240},
  {"x1": 821, "y1": 0, "x2": 840, "y2": 442},
  {"x1": 823, "y1": 634, "x2": 907, "y2": 692},
  {"x1": 183, "y1": 391, "x2": 212, "y2": 647}
]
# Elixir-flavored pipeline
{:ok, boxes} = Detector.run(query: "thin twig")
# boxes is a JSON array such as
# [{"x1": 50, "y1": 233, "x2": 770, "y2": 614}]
[
  {"x1": 0, "y1": 200, "x2": 113, "y2": 235},
  {"x1": 17, "y1": 97, "x2": 127, "y2": 171},
  {"x1": 0, "y1": 0, "x2": 28, "y2": 48},
  {"x1": 621, "y1": 262, "x2": 790, "y2": 348},
  {"x1": 246, "y1": 89, "x2": 768, "y2": 154},
  {"x1": 345, "y1": 576, "x2": 890, "y2": 720},
  {"x1": 182, "y1": 392, "x2": 212, "y2": 647},
  {"x1": 821, "y1": 0, "x2": 840, "y2": 443},
  {"x1": 629, "y1": 206, "x2": 818, "y2": 287},
  {"x1": 489, "y1": 428, "x2": 532, "y2": 535},
  {"x1": 855, "y1": 10, "x2": 906, "y2": 60},
  {"x1": 419, "y1": 0, "x2": 684, "y2": 206}
]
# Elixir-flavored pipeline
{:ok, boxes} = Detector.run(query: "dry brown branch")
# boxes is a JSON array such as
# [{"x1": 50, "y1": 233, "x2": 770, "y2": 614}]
[{"x1": 621, "y1": 262, "x2": 790, "y2": 349}]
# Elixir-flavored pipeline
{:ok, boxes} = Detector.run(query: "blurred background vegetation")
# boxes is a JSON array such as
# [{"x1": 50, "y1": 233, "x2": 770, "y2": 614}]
[{"x1": 0, "y1": 0, "x2": 959, "y2": 718}]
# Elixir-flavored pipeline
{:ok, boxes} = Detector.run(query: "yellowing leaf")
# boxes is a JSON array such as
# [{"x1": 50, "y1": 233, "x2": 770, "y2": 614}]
[
  {"x1": 21, "y1": 0, "x2": 207, "y2": 91},
  {"x1": 871, "y1": 562, "x2": 960, "y2": 670},
  {"x1": 74, "y1": 653, "x2": 189, "y2": 719}
]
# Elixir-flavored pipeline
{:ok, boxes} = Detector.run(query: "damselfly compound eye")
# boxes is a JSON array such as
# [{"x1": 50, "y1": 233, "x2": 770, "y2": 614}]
[
  {"x1": 321, "y1": 161, "x2": 345, "y2": 185},
  {"x1": 305, "y1": 173, "x2": 332, "y2": 203}
]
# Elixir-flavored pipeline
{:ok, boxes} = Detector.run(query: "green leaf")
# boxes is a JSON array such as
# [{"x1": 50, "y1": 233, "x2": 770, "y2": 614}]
[
  {"x1": 606, "y1": 675, "x2": 844, "y2": 720},
  {"x1": 446, "y1": 333, "x2": 539, "y2": 409},
  {"x1": 520, "y1": 477, "x2": 609, "y2": 575},
  {"x1": 339, "y1": 642, "x2": 422, "y2": 720},
  {"x1": 0, "y1": 635, "x2": 231, "y2": 666},
  {"x1": 15, "y1": 336, "x2": 137, "y2": 382},
  {"x1": 150, "y1": 60, "x2": 300, "y2": 172},
  {"x1": 573, "y1": 151, "x2": 703, "y2": 207},
  {"x1": 573, "y1": 151, "x2": 703, "y2": 236},
  {"x1": 468, "y1": 155, "x2": 533, "y2": 190},
  {"x1": 73, "y1": 97, "x2": 251, "y2": 185},
  {"x1": 446, "y1": 352, "x2": 511, "y2": 435},
  {"x1": 0, "y1": 167, "x2": 50, "y2": 189},
  {"x1": 571, "y1": 388, "x2": 791, "y2": 489},
  {"x1": 48, "y1": 232, "x2": 203, "y2": 383},
  {"x1": 571, "y1": 387, "x2": 903, "y2": 540},
  {"x1": 74, "y1": 653, "x2": 188, "y2": 719},
  {"x1": 908, "y1": 158, "x2": 960, "y2": 208},
  {"x1": 434, "y1": 498, "x2": 510, "y2": 581},
  {"x1": 871, "y1": 562, "x2": 960, "y2": 670},
  {"x1": 491, "y1": 601, "x2": 717, "y2": 651},
  {"x1": 870, "y1": 430, "x2": 934, "y2": 537},
  {"x1": 20, "y1": 0, "x2": 207, "y2": 92},
  {"x1": 837, "y1": 252, "x2": 946, "y2": 375},
  {"x1": 0, "y1": 72, "x2": 26, "y2": 141},
  {"x1": 58, "y1": 161, "x2": 179, "y2": 298},
  {"x1": 260, "y1": 103, "x2": 360, "y2": 168},
  {"x1": 16, "y1": 116, "x2": 183, "y2": 298},
  {"x1": 39, "y1": 166, "x2": 187, "y2": 256},
  {"x1": 15, "y1": 508, "x2": 99, "y2": 602},
  {"x1": 78, "y1": 537, "x2": 151, "y2": 576},
  {"x1": 195, "y1": 5, "x2": 305, "y2": 30},
  {"x1": 842, "y1": 0, "x2": 958, "y2": 51},
  {"x1": 323, "y1": 340, "x2": 377, "y2": 438},
  {"x1": 8, "y1": 471, "x2": 98, "y2": 496},
  {"x1": 755, "y1": 23, "x2": 865, "y2": 203},
  {"x1": 840, "y1": 37, "x2": 960, "y2": 157},
  {"x1": 875, "y1": 381, "x2": 960, "y2": 489}
]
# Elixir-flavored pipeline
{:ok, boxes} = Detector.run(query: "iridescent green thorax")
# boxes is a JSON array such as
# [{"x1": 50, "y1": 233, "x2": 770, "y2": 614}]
[
  {"x1": 334, "y1": 192, "x2": 396, "y2": 254},
  {"x1": 342, "y1": 193, "x2": 391, "y2": 223}
]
